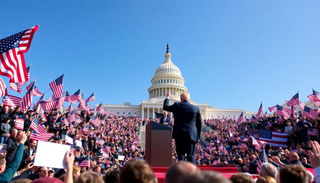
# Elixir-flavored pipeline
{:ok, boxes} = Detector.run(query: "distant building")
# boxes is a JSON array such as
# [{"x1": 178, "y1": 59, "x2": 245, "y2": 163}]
[{"x1": 98, "y1": 45, "x2": 255, "y2": 119}]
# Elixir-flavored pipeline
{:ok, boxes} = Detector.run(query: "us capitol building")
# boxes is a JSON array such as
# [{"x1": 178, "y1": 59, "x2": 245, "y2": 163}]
[{"x1": 99, "y1": 45, "x2": 255, "y2": 120}]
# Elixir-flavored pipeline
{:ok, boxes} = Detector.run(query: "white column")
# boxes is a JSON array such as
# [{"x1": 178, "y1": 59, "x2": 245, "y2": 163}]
[
  {"x1": 142, "y1": 107, "x2": 144, "y2": 119},
  {"x1": 152, "y1": 108, "x2": 155, "y2": 119},
  {"x1": 147, "y1": 107, "x2": 149, "y2": 119},
  {"x1": 205, "y1": 109, "x2": 207, "y2": 120}
]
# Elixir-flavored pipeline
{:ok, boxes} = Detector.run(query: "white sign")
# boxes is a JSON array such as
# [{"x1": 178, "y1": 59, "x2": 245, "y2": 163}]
[
  {"x1": 34, "y1": 141, "x2": 70, "y2": 169},
  {"x1": 118, "y1": 155, "x2": 125, "y2": 161},
  {"x1": 0, "y1": 144, "x2": 7, "y2": 154}
]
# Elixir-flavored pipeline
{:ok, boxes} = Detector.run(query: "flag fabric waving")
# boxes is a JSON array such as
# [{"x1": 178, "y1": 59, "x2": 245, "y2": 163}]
[
  {"x1": 30, "y1": 117, "x2": 47, "y2": 134},
  {"x1": 70, "y1": 89, "x2": 81, "y2": 102},
  {"x1": 29, "y1": 132, "x2": 54, "y2": 141},
  {"x1": 19, "y1": 65, "x2": 31, "y2": 85},
  {"x1": 89, "y1": 115, "x2": 102, "y2": 127},
  {"x1": 259, "y1": 129, "x2": 288, "y2": 148},
  {"x1": 286, "y1": 93, "x2": 299, "y2": 106},
  {"x1": 251, "y1": 136, "x2": 266, "y2": 151},
  {"x1": 303, "y1": 106, "x2": 319, "y2": 120},
  {"x1": 250, "y1": 115, "x2": 257, "y2": 123},
  {"x1": 78, "y1": 154, "x2": 90, "y2": 167},
  {"x1": 275, "y1": 105, "x2": 291, "y2": 118},
  {"x1": 307, "y1": 90, "x2": 320, "y2": 106},
  {"x1": 49, "y1": 74, "x2": 64, "y2": 99},
  {"x1": 85, "y1": 92, "x2": 95, "y2": 103},
  {"x1": 0, "y1": 77, "x2": 7, "y2": 97},
  {"x1": 21, "y1": 81, "x2": 35, "y2": 112},
  {"x1": 0, "y1": 25, "x2": 39, "y2": 83},
  {"x1": 3, "y1": 95, "x2": 22, "y2": 107},
  {"x1": 14, "y1": 118, "x2": 24, "y2": 130},
  {"x1": 256, "y1": 103, "x2": 263, "y2": 118},
  {"x1": 263, "y1": 111, "x2": 268, "y2": 118},
  {"x1": 26, "y1": 82, "x2": 42, "y2": 97},
  {"x1": 237, "y1": 112, "x2": 244, "y2": 123},
  {"x1": 9, "y1": 83, "x2": 22, "y2": 93},
  {"x1": 257, "y1": 148, "x2": 268, "y2": 174}
]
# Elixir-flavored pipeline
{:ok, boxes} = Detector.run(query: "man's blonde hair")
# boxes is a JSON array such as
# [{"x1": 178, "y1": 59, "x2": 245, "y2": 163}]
[{"x1": 180, "y1": 92, "x2": 190, "y2": 101}]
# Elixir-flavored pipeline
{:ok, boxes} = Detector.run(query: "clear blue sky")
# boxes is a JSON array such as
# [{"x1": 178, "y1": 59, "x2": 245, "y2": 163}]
[{"x1": 0, "y1": 0, "x2": 319, "y2": 112}]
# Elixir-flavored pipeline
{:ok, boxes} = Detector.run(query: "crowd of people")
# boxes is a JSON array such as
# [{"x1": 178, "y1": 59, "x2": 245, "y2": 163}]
[{"x1": 0, "y1": 98, "x2": 318, "y2": 183}]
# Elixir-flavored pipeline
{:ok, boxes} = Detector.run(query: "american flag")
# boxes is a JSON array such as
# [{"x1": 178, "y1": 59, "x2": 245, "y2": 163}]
[
  {"x1": 256, "y1": 103, "x2": 263, "y2": 118},
  {"x1": 29, "y1": 132, "x2": 54, "y2": 141},
  {"x1": 54, "y1": 97, "x2": 64, "y2": 110},
  {"x1": 89, "y1": 115, "x2": 102, "y2": 127},
  {"x1": 26, "y1": 82, "x2": 42, "y2": 97},
  {"x1": 63, "y1": 90, "x2": 75, "y2": 104},
  {"x1": 78, "y1": 154, "x2": 90, "y2": 167},
  {"x1": 85, "y1": 92, "x2": 95, "y2": 103},
  {"x1": 303, "y1": 106, "x2": 319, "y2": 120},
  {"x1": 257, "y1": 148, "x2": 268, "y2": 174},
  {"x1": 275, "y1": 105, "x2": 291, "y2": 118},
  {"x1": 263, "y1": 111, "x2": 268, "y2": 118},
  {"x1": 299, "y1": 102, "x2": 306, "y2": 111},
  {"x1": 102, "y1": 145, "x2": 111, "y2": 154},
  {"x1": 14, "y1": 118, "x2": 24, "y2": 130},
  {"x1": 19, "y1": 65, "x2": 31, "y2": 86},
  {"x1": 68, "y1": 109, "x2": 77, "y2": 122},
  {"x1": 237, "y1": 112, "x2": 244, "y2": 123},
  {"x1": 286, "y1": 93, "x2": 299, "y2": 106},
  {"x1": 49, "y1": 74, "x2": 64, "y2": 99},
  {"x1": 61, "y1": 117, "x2": 69, "y2": 126},
  {"x1": 10, "y1": 83, "x2": 22, "y2": 93},
  {"x1": 0, "y1": 26, "x2": 38, "y2": 83},
  {"x1": 67, "y1": 104, "x2": 73, "y2": 113},
  {"x1": 307, "y1": 89, "x2": 320, "y2": 106},
  {"x1": 35, "y1": 93, "x2": 45, "y2": 108},
  {"x1": 259, "y1": 129, "x2": 288, "y2": 148},
  {"x1": 69, "y1": 89, "x2": 81, "y2": 102},
  {"x1": 250, "y1": 115, "x2": 258, "y2": 123},
  {"x1": 96, "y1": 138, "x2": 105, "y2": 146},
  {"x1": 251, "y1": 135, "x2": 266, "y2": 151},
  {"x1": 0, "y1": 77, "x2": 7, "y2": 97},
  {"x1": 3, "y1": 95, "x2": 22, "y2": 107},
  {"x1": 268, "y1": 105, "x2": 277, "y2": 112},
  {"x1": 30, "y1": 116, "x2": 47, "y2": 134},
  {"x1": 21, "y1": 81, "x2": 35, "y2": 112}
]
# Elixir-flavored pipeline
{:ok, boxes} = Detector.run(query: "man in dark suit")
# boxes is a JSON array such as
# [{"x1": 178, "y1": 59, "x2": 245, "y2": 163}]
[
  {"x1": 19, "y1": 139, "x2": 37, "y2": 170},
  {"x1": 159, "y1": 111, "x2": 170, "y2": 125},
  {"x1": 163, "y1": 89, "x2": 201, "y2": 164}
]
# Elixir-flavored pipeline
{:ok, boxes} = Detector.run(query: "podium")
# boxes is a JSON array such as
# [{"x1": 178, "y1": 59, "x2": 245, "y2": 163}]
[{"x1": 145, "y1": 121, "x2": 172, "y2": 167}]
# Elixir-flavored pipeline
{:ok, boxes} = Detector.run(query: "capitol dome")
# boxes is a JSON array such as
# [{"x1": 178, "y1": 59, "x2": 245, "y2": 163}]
[{"x1": 148, "y1": 45, "x2": 188, "y2": 100}]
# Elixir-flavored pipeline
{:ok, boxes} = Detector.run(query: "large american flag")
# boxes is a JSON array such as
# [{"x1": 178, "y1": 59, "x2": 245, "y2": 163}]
[
  {"x1": 0, "y1": 77, "x2": 7, "y2": 97},
  {"x1": 257, "y1": 148, "x2": 268, "y2": 174},
  {"x1": 49, "y1": 74, "x2": 64, "y2": 99},
  {"x1": 21, "y1": 81, "x2": 35, "y2": 112},
  {"x1": 0, "y1": 26, "x2": 38, "y2": 83},
  {"x1": 259, "y1": 129, "x2": 288, "y2": 148}
]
